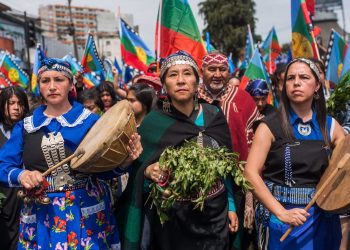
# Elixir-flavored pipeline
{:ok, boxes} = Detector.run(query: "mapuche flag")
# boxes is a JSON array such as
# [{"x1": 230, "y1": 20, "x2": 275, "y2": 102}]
[
  {"x1": 120, "y1": 17, "x2": 155, "y2": 73},
  {"x1": 325, "y1": 29, "x2": 348, "y2": 85},
  {"x1": 156, "y1": 0, "x2": 206, "y2": 67},
  {"x1": 0, "y1": 52, "x2": 29, "y2": 88},
  {"x1": 240, "y1": 48, "x2": 276, "y2": 106},
  {"x1": 31, "y1": 44, "x2": 46, "y2": 96},
  {"x1": 291, "y1": 0, "x2": 318, "y2": 59},
  {"x1": 339, "y1": 43, "x2": 350, "y2": 82},
  {"x1": 261, "y1": 27, "x2": 281, "y2": 74},
  {"x1": 81, "y1": 33, "x2": 105, "y2": 77}
]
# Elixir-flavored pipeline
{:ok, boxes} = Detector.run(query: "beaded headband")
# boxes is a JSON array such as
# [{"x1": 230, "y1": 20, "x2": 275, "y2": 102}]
[
  {"x1": 246, "y1": 79, "x2": 269, "y2": 97},
  {"x1": 202, "y1": 53, "x2": 228, "y2": 67},
  {"x1": 160, "y1": 51, "x2": 199, "y2": 79},
  {"x1": 38, "y1": 58, "x2": 73, "y2": 82},
  {"x1": 286, "y1": 58, "x2": 321, "y2": 81}
]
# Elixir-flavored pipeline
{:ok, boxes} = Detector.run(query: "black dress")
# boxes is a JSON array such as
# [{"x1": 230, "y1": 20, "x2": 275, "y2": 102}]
[{"x1": 0, "y1": 125, "x2": 21, "y2": 250}]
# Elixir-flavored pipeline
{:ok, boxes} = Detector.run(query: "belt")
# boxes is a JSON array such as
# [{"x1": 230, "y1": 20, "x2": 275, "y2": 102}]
[
  {"x1": 265, "y1": 181, "x2": 315, "y2": 205},
  {"x1": 45, "y1": 173, "x2": 90, "y2": 192}
]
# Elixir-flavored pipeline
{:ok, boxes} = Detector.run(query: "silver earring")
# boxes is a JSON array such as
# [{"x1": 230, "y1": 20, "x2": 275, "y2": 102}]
[
  {"x1": 163, "y1": 96, "x2": 171, "y2": 113},
  {"x1": 314, "y1": 91, "x2": 320, "y2": 100},
  {"x1": 194, "y1": 94, "x2": 199, "y2": 111}
]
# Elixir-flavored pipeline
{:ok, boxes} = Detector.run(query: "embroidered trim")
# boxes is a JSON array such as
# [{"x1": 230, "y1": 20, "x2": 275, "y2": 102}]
[
  {"x1": 0, "y1": 123, "x2": 11, "y2": 139},
  {"x1": 24, "y1": 116, "x2": 52, "y2": 133},
  {"x1": 111, "y1": 243, "x2": 121, "y2": 250},
  {"x1": 24, "y1": 108, "x2": 92, "y2": 133},
  {"x1": 81, "y1": 201, "x2": 105, "y2": 217},
  {"x1": 56, "y1": 108, "x2": 92, "y2": 128},
  {"x1": 21, "y1": 214, "x2": 36, "y2": 224},
  {"x1": 8, "y1": 168, "x2": 21, "y2": 187}
]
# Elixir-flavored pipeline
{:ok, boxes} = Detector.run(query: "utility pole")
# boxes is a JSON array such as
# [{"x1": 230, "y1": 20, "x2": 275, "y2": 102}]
[
  {"x1": 68, "y1": 0, "x2": 79, "y2": 60},
  {"x1": 23, "y1": 11, "x2": 31, "y2": 70}
]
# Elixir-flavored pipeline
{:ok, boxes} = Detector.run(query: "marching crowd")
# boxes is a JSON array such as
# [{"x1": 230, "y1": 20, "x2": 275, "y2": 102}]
[{"x1": 0, "y1": 49, "x2": 348, "y2": 250}]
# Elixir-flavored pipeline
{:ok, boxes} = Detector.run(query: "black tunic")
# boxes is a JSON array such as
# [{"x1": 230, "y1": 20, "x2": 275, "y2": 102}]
[{"x1": 261, "y1": 112, "x2": 329, "y2": 187}]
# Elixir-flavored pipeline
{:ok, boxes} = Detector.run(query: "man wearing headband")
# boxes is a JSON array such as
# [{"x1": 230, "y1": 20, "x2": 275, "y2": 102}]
[
  {"x1": 246, "y1": 79, "x2": 276, "y2": 116},
  {"x1": 198, "y1": 51, "x2": 260, "y2": 250},
  {"x1": 0, "y1": 57, "x2": 142, "y2": 249}
]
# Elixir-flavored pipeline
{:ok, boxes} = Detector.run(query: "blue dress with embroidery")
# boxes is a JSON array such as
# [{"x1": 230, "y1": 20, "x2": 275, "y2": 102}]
[
  {"x1": 0, "y1": 101, "x2": 123, "y2": 250},
  {"x1": 256, "y1": 110, "x2": 341, "y2": 250}
]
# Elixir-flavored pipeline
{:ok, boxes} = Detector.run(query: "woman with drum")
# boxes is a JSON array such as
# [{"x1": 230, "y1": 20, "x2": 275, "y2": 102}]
[
  {"x1": 0, "y1": 86, "x2": 29, "y2": 250},
  {"x1": 0, "y1": 58, "x2": 142, "y2": 249},
  {"x1": 119, "y1": 51, "x2": 237, "y2": 250},
  {"x1": 244, "y1": 58, "x2": 345, "y2": 249}
]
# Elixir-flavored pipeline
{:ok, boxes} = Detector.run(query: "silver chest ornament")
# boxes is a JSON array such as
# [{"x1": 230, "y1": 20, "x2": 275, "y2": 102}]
[
  {"x1": 41, "y1": 132, "x2": 74, "y2": 190},
  {"x1": 297, "y1": 123, "x2": 312, "y2": 136}
]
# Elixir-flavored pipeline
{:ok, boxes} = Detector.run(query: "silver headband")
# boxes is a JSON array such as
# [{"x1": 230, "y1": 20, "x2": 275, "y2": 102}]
[
  {"x1": 160, "y1": 55, "x2": 199, "y2": 80},
  {"x1": 287, "y1": 58, "x2": 321, "y2": 81}
]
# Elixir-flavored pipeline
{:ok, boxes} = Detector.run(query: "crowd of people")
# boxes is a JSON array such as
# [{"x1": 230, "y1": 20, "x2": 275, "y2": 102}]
[{"x1": 0, "y1": 49, "x2": 348, "y2": 250}]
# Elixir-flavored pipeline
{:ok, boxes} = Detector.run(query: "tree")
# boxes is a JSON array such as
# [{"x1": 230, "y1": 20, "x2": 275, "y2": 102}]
[{"x1": 198, "y1": 0, "x2": 260, "y2": 61}]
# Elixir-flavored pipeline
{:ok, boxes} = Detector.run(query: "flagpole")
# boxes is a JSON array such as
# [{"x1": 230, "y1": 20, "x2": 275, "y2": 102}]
[
  {"x1": 300, "y1": 0, "x2": 320, "y2": 60},
  {"x1": 156, "y1": 0, "x2": 163, "y2": 75}
]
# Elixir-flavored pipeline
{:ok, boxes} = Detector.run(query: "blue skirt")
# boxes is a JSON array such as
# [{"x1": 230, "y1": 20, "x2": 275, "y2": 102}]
[
  {"x1": 18, "y1": 179, "x2": 120, "y2": 250},
  {"x1": 257, "y1": 204, "x2": 341, "y2": 250}
]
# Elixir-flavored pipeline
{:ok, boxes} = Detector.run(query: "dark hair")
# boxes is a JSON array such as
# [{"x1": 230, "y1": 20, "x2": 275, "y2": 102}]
[
  {"x1": 129, "y1": 82, "x2": 156, "y2": 113},
  {"x1": 0, "y1": 86, "x2": 29, "y2": 130},
  {"x1": 97, "y1": 81, "x2": 117, "y2": 107},
  {"x1": 278, "y1": 59, "x2": 329, "y2": 146},
  {"x1": 78, "y1": 88, "x2": 104, "y2": 111}
]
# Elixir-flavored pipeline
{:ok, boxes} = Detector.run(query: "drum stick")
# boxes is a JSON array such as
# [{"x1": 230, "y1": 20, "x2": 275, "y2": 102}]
[
  {"x1": 280, "y1": 153, "x2": 350, "y2": 242},
  {"x1": 42, "y1": 149, "x2": 85, "y2": 177}
]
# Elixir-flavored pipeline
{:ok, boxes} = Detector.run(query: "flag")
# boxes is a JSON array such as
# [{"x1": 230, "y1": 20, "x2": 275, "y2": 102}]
[
  {"x1": 306, "y1": 0, "x2": 315, "y2": 16},
  {"x1": 63, "y1": 54, "x2": 84, "y2": 75},
  {"x1": 81, "y1": 33, "x2": 105, "y2": 78},
  {"x1": 123, "y1": 65, "x2": 133, "y2": 84},
  {"x1": 120, "y1": 17, "x2": 155, "y2": 73},
  {"x1": 325, "y1": 29, "x2": 348, "y2": 85},
  {"x1": 205, "y1": 32, "x2": 215, "y2": 53},
  {"x1": 83, "y1": 72, "x2": 102, "y2": 88},
  {"x1": 239, "y1": 48, "x2": 276, "y2": 106},
  {"x1": 291, "y1": 0, "x2": 318, "y2": 59},
  {"x1": 156, "y1": 0, "x2": 206, "y2": 67},
  {"x1": 31, "y1": 44, "x2": 46, "y2": 96},
  {"x1": 0, "y1": 52, "x2": 29, "y2": 88},
  {"x1": 0, "y1": 72, "x2": 10, "y2": 88},
  {"x1": 340, "y1": 43, "x2": 350, "y2": 82},
  {"x1": 240, "y1": 25, "x2": 254, "y2": 69},
  {"x1": 114, "y1": 57, "x2": 123, "y2": 75},
  {"x1": 104, "y1": 59, "x2": 114, "y2": 82},
  {"x1": 228, "y1": 53, "x2": 236, "y2": 74},
  {"x1": 261, "y1": 27, "x2": 281, "y2": 74}
]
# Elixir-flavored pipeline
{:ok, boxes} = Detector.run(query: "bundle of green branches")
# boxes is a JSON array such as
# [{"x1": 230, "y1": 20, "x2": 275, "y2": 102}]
[
  {"x1": 327, "y1": 73, "x2": 350, "y2": 120},
  {"x1": 149, "y1": 140, "x2": 251, "y2": 224}
]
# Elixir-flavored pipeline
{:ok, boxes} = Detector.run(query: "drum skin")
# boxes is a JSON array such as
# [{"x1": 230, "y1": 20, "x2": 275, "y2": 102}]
[
  {"x1": 70, "y1": 100, "x2": 136, "y2": 173},
  {"x1": 316, "y1": 135, "x2": 350, "y2": 214}
]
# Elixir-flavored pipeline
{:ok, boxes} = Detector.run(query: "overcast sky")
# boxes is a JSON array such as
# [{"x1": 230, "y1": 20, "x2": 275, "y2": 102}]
[{"x1": 1, "y1": 0, "x2": 349, "y2": 51}]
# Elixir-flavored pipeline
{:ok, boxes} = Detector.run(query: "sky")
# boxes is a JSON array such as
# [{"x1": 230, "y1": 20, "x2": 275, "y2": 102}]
[{"x1": 1, "y1": 0, "x2": 349, "y2": 51}]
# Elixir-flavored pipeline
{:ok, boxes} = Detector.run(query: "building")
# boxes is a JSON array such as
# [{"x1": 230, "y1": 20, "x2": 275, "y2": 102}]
[{"x1": 38, "y1": 5, "x2": 132, "y2": 48}]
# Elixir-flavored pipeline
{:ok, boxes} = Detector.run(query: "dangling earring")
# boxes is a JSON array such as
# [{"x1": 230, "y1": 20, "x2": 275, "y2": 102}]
[
  {"x1": 314, "y1": 91, "x2": 320, "y2": 100},
  {"x1": 163, "y1": 95, "x2": 171, "y2": 113},
  {"x1": 194, "y1": 93, "x2": 199, "y2": 111}
]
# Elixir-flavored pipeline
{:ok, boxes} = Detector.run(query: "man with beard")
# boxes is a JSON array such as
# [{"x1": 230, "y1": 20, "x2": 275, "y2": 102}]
[{"x1": 198, "y1": 52, "x2": 260, "y2": 250}]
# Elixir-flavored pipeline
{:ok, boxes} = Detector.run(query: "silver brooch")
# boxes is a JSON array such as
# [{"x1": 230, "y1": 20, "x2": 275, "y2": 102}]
[{"x1": 297, "y1": 123, "x2": 312, "y2": 136}]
